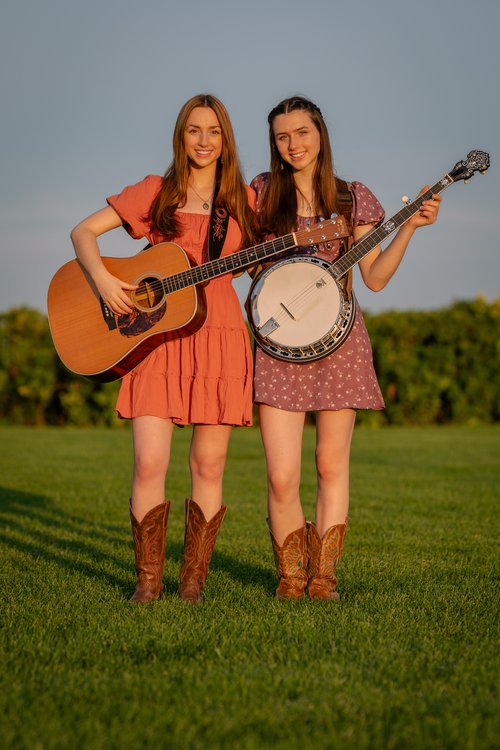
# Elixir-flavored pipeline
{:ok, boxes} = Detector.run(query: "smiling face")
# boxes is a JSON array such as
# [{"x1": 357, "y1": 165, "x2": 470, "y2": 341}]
[
  {"x1": 272, "y1": 110, "x2": 321, "y2": 176},
  {"x1": 183, "y1": 106, "x2": 223, "y2": 170}
]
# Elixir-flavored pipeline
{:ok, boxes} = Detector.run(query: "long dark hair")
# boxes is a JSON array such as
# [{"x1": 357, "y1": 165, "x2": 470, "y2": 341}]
[
  {"x1": 150, "y1": 94, "x2": 256, "y2": 247},
  {"x1": 259, "y1": 96, "x2": 339, "y2": 236}
]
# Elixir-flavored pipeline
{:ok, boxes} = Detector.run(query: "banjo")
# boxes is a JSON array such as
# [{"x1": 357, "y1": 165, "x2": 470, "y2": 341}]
[{"x1": 248, "y1": 150, "x2": 490, "y2": 363}]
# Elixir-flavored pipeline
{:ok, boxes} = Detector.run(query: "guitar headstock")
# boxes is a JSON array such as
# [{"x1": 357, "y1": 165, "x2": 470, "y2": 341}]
[
  {"x1": 295, "y1": 216, "x2": 349, "y2": 246},
  {"x1": 449, "y1": 150, "x2": 490, "y2": 183}
]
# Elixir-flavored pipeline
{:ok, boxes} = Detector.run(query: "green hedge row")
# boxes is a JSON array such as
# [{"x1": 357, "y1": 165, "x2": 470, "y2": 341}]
[
  {"x1": 1, "y1": 298, "x2": 498, "y2": 427},
  {"x1": 359, "y1": 296, "x2": 499, "y2": 426}
]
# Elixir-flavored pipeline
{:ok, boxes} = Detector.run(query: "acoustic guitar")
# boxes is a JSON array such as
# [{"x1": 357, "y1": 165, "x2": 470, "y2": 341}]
[{"x1": 47, "y1": 216, "x2": 347, "y2": 382}]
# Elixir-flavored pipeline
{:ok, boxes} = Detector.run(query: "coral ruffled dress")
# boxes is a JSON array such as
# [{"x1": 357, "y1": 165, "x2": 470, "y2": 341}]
[
  {"x1": 107, "y1": 175, "x2": 254, "y2": 426},
  {"x1": 250, "y1": 173, "x2": 386, "y2": 412}
]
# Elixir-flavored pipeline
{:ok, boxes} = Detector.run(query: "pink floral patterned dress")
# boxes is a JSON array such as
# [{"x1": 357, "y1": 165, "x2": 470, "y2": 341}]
[{"x1": 250, "y1": 173, "x2": 385, "y2": 412}]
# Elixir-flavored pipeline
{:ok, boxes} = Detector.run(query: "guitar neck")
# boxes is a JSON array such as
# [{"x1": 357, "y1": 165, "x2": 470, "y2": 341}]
[
  {"x1": 162, "y1": 233, "x2": 297, "y2": 294},
  {"x1": 331, "y1": 173, "x2": 455, "y2": 279}
]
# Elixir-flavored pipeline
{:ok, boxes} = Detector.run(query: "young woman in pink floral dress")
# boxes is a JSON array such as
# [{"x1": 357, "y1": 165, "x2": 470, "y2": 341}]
[
  {"x1": 71, "y1": 94, "x2": 256, "y2": 604},
  {"x1": 250, "y1": 96, "x2": 441, "y2": 600}
]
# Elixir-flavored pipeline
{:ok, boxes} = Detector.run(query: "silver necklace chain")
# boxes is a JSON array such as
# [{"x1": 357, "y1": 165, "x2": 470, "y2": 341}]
[
  {"x1": 189, "y1": 182, "x2": 213, "y2": 211},
  {"x1": 295, "y1": 185, "x2": 315, "y2": 215}
]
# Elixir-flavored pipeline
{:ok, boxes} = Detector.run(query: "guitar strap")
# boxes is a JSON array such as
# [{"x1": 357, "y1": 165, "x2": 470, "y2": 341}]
[
  {"x1": 208, "y1": 180, "x2": 230, "y2": 261},
  {"x1": 335, "y1": 177, "x2": 353, "y2": 299}
]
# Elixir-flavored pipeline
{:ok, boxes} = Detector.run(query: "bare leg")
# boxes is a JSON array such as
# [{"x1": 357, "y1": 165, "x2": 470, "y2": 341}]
[
  {"x1": 189, "y1": 424, "x2": 233, "y2": 519},
  {"x1": 131, "y1": 416, "x2": 175, "y2": 521},
  {"x1": 259, "y1": 404, "x2": 306, "y2": 545},
  {"x1": 315, "y1": 409, "x2": 356, "y2": 535}
]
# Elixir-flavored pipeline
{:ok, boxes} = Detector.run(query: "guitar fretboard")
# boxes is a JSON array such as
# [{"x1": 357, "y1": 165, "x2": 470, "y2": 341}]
[
  {"x1": 162, "y1": 234, "x2": 295, "y2": 294},
  {"x1": 331, "y1": 175, "x2": 454, "y2": 279}
]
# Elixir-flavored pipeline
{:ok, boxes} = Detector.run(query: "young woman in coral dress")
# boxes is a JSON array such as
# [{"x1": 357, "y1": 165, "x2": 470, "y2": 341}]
[
  {"x1": 250, "y1": 96, "x2": 441, "y2": 600},
  {"x1": 71, "y1": 94, "x2": 256, "y2": 604}
]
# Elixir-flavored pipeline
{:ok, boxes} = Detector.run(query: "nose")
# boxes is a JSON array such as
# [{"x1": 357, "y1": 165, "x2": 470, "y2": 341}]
[{"x1": 198, "y1": 130, "x2": 209, "y2": 146}]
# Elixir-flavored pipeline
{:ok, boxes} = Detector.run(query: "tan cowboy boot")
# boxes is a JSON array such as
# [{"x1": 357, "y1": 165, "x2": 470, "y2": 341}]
[
  {"x1": 129, "y1": 501, "x2": 170, "y2": 604},
  {"x1": 268, "y1": 522, "x2": 308, "y2": 599},
  {"x1": 307, "y1": 521, "x2": 347, "y2": 600},
  {"x1": 179, "y1": 498, "x2": 227, "y2": 604}
]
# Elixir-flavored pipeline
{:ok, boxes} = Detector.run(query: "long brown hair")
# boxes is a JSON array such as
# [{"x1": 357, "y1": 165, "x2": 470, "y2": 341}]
[
  {"x1": 259, "y1": 96, "x2": 339, "y2": 236},
  {"x1": 150, "y1": 94, "x2": 256, "y2": 248}
]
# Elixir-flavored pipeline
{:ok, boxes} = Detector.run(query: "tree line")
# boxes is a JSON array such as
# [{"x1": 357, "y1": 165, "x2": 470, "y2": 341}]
[{"x1": 0, "y1": 298, "x2": 498, "y2": 427}]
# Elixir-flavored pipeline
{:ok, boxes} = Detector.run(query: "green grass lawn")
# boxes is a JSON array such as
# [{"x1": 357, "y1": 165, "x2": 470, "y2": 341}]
[{"x1": 0, "y1": 425, "x2": 498, "y2": 750}]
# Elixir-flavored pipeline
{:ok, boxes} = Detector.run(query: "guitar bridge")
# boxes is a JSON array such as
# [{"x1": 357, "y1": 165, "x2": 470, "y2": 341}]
[
  {"x1": 258, "y1": 318, "x2": 280, "y2": 337},
  {"x1": 100, "y1": 297, "x2": 117, "y2": 330}
]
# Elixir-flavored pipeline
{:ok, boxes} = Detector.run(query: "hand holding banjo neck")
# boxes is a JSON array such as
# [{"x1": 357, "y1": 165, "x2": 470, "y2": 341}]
[{"x1": 332, "y1": 150, "x2": 490, "y2": 281}]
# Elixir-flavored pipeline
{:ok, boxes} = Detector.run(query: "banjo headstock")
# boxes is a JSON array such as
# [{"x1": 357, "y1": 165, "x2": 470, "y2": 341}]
[{"x1": 449, "y1": 150, "x2": 490, "y2": 183}]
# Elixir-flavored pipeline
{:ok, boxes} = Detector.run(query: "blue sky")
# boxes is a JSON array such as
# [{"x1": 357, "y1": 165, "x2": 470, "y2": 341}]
[{"x1": 1, "y1": 0, "x2": 498, "y2": 314}]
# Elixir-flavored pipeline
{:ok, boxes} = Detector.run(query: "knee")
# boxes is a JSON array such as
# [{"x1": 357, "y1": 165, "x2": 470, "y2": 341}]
[
  {"x1": 134, "y1": 450, "x2": 168, "y2": 484},
  {"x1": 315, "y1": 448, "x2": 349, "y2": 485},
  {"x1": 267, "y1": 465, "x2": 300, "y2": 504},
  {"x1": 190, "y1": 454, "x2": 226, "y2": 484}
]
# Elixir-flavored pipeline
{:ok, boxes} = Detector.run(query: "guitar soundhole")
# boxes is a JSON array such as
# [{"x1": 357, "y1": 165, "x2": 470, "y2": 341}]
[{"x1": 134, "y1": 275, "x2": 165, "y2": 311}]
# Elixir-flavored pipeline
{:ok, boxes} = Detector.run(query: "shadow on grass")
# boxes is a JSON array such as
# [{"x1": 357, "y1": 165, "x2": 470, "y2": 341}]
[
  {"x1": 0, "y1": 487, "x2": 272, "y2": 599},
  {"x1": 0, "y1": 486, "x2": 133, "y2": 596}
]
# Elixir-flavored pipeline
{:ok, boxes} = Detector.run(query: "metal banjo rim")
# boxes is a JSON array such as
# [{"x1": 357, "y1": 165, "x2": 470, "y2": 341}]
[{"x1": 248, "y1": 255, "x2": 357, "y2": 363}]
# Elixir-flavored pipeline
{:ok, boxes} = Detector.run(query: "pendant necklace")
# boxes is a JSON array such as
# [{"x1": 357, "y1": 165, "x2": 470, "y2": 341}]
[
  {"x1": 296, "y1": 186, "x2": 315, "y2": 215},
  {"x1": 296, "y1": 185, "x2": 315, "y2": 226},
  {"x1": 189, "y1": 182, "x2": 213, "y2": 211}
]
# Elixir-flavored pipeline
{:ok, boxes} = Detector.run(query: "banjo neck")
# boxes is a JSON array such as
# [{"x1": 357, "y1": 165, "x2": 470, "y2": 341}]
[{"x1": 331, "y1": 176, "x2": 453, "y2": 280}]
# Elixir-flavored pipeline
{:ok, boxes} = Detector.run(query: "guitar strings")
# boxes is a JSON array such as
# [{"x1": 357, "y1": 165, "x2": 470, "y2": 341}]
[
  {"x1": 119, "y1": 224, "x2": 339, "y2": 308},
  {"x1": 125, "y1": 234, "x2": 300, "y2": 306}
]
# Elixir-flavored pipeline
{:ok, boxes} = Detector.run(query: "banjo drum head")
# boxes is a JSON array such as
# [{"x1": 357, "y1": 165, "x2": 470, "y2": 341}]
[{"x1": 248, "y1": 255, "x2": 356, "y2": 362}]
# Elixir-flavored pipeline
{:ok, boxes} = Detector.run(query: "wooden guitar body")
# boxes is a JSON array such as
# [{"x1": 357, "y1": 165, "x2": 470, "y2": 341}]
[{"x1": 48, "y1": 243, "x2": 206, "y2": 382}]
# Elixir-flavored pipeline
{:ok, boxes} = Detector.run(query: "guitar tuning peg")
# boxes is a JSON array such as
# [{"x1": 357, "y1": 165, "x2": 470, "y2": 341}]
[
  {"x1": 464, "y1": 179, "x2": 469, "y2": 184},
  {"x1": 401, "y1": 195, "x2": 411, "y2": 205}
]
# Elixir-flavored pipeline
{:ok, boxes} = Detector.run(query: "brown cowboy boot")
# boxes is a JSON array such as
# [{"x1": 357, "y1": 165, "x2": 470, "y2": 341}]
[
  {"x1": 268, "y1": 522, "x2": 308, "y2": 599},
  {"x1": 179, "y1": 498, "x2": 227, "y2": 604},
  {"x1": 307, "y1": 521, "x2": 347, "y2": 600},
  {"x1": 129, "y1": 501, "x2": 170, "y2": 604}
]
